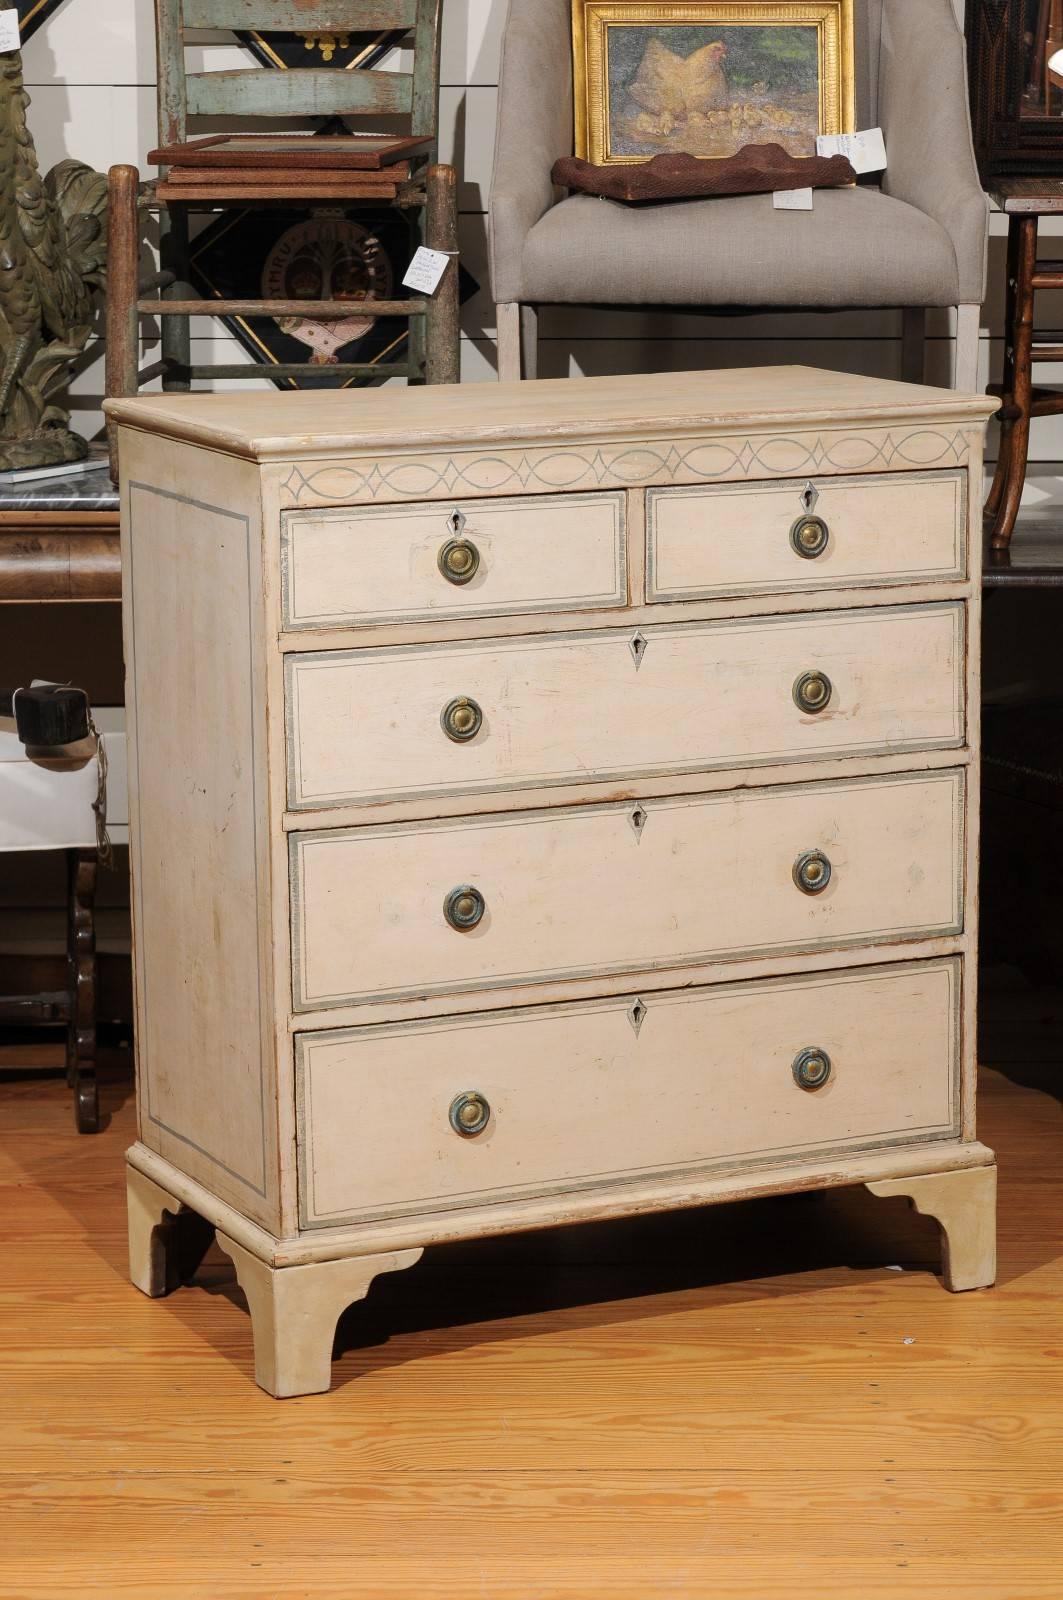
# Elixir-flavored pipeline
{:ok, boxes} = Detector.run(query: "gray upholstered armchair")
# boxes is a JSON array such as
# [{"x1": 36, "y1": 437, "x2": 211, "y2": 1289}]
[{"x1": 489, "y1": 0, "x2": 988, "y2": 388}]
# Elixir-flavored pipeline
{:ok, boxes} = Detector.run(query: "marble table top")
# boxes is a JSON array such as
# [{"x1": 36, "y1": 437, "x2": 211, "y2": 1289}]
[{"x1": 0, "y1": 453, "x2": 117, "y2": 514}]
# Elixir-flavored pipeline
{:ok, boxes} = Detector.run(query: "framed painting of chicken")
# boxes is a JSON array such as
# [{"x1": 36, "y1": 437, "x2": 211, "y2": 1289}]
[{"x1": 572, "y1": 1, "x2": 855, "y2": 165}]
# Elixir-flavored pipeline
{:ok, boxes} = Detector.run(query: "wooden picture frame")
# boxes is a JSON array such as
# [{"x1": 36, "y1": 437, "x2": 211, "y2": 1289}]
[{"x1": 572, "y1": 0, "x2": 856, "y2": 165}]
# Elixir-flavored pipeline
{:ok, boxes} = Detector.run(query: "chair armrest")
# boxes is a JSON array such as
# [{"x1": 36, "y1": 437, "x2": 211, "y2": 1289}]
[
  {"x1": 878, "y1": 0, "x2": 988, "y2": 304},
  {"x1": 489, "y1": 0, "x2": 574, "y2": 304}
]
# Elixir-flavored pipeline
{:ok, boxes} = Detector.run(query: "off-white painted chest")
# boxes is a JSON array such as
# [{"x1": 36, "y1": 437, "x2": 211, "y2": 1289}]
[{"x1": 109, "y1": 367, "x2": 998, "y2": 1397}]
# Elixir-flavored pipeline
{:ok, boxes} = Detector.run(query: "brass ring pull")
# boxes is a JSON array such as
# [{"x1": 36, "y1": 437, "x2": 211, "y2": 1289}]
[
  {"x1": 793, "y1": 850, "x2": 832, "y2": 895},
  {"x1": 450, "y1": 1090, "x2": 491, "y2": 1137},
  {"x1": 793, "y1": 1047, "x2": 832, "y2": 1090},
  {"x1": 790, "y1": 514, "x2": 830, "y2": 560},
  {"x1": 441, "y1": 696, "x2": 483, "y2": 743},
  {"x1": 793, "y1": 670, "x2": 833, "y2": 715},
  {"x1": 444, "y1": 885, "x2": 486, "y2": 931},
  {"x1": 438, "y1": 537, "x2": 480, "y2": 586}
]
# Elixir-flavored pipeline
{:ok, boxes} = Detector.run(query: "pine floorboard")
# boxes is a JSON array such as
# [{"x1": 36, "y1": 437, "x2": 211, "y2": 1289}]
[{"x1": 1, "y1": 1016, "x2": 1061, "y2": 1599}]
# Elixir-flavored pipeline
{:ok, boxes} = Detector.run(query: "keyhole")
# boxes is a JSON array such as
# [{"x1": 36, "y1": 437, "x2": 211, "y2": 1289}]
[
  {"x1": 801, "y1": 481, "x2": 819, "y2": 513},
  {"x1": 448, "y1": 509, "x2": 466, "y2": 536}
]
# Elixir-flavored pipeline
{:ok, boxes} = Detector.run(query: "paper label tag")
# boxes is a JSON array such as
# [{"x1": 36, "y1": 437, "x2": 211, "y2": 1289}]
[
  {"x1": 816, "y1": 127, "x2": 887, "y2": 175},
  {"x1": 0, "y1": 10, "x2": 21, "y2": 52},
  {"x1": 402, "y1": 246, "x2": 451, "y2": 295},
  {"x1": 773, "y1": 188, "x2": 813, "y2": 211}
]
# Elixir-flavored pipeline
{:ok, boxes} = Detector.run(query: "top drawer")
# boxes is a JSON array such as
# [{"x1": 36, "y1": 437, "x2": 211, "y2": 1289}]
[
  {"x1": 280, "y1": 492, "x2": 627, "y2": 630},
  {"x1": 646, "y1": 470, "x2": 967, "y2": 602}
]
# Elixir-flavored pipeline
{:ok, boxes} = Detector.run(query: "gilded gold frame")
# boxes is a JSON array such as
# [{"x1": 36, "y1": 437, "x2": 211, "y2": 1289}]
[{"x1": 572, "y1": 1, "x2": 856, "y2": 165}]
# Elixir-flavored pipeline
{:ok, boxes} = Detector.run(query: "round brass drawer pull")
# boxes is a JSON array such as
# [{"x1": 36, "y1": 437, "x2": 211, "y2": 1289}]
[
  {"x1": 793, "y1": 670, "x2": 833, "y2": 715},
  {"x1": 793, "y1": 1047, "x2": 832, "y2": 1091},
  {"x1": 438, "y1": 537, "x2": 480, "y2": 586},
  {"x1": 790, "y1": 514, "x2": 830, "y2": 560},
  {"x1": 793, "y1": 849, "x2": 832, "y2": 895},
  {"x1": 450, "y1": 1090, "x2": 491, "y2": 1137},
  {"x1": 441, "y1": 696, "x2": 483, "y2": 743},
  {"x1": 444, "y1": 884, "x2": 486, "y2": 931}
]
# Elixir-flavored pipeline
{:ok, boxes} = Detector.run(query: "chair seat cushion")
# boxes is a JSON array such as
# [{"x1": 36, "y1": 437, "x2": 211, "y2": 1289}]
[{"x1": 519, "y1": 187, "x2": 960, "y2": 308}]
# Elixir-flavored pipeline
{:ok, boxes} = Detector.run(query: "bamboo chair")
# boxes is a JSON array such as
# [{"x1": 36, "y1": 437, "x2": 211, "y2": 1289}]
[{"x1": 106, "y1": 0, "x2": 458, "y2": 470}]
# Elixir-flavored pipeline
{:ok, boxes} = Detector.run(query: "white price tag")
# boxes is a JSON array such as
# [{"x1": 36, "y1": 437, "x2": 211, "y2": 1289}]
[
  {"x1": 773, "y1": 188, "x2": 813, "y2": 211},
  {"x1": 816, "y1": 127, "x2": 887, "y2": 175},
  {"x1": 402, "y1": 246, "x2": 452, "y2": 295},
  {"x1": 0, "y1": 9, "x2": 21, "y2": 52}
]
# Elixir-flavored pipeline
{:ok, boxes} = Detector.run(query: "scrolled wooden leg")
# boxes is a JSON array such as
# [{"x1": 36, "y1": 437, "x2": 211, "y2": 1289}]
[
  {"x1": 127, "y1": 1165, "x2": 215, "y2": 1298},
  {"x1": 214, "y1": 1234, "x2": 423, "y2": 1398},
  {"x1": 867, "y1": 1165, "x2": 997, "y2": 1292}
]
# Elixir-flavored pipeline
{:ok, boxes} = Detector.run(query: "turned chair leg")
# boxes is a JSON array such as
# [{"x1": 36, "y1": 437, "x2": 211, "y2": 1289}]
[
  {"x1": 65, "y1": 847, "x2": 99, "y2": 1134},
  {"x1": 990, "y1": 217, "x2": 1038, "y2": 551},
  {"x1": 214, "y1": 1234, "x2": 424, "y2": 1398},
  {"x1": 127, "y1": 1166, "x2": 215, "y2": 1298},
  {"x1": 866, "y1": 1165, "x2": 997, "y2": 1292},
  {"x1": 497, "y1": 302, "x2": 522, "y2": 382}
]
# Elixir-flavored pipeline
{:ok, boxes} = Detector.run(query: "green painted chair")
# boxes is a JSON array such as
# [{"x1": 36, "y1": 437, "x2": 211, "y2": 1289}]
[{"x1": 106, "y1": 0, "x2": 458, "y2": 458}]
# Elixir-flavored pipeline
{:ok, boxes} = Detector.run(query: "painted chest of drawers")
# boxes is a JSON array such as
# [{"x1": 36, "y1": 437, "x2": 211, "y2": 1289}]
[{"x1": 109, "y1": 367, "x2": 998, "y2": 1397}]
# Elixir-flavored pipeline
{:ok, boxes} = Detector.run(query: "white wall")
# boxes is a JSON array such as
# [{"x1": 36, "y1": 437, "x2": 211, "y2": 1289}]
[{"x1": 19, "y1": 0, "x2": 1062, "y2": 465}]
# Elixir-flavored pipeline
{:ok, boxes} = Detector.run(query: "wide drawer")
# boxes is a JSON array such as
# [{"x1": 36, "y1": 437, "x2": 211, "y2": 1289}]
[
  {"x1": 296, "y1": 958, "x2": 962, "y2": 1226},
  {"x1": 280, "y1": 492, "x2": 627, "y2": 629},
  {"x1": 646, "y1": 470, "x2": 967, "y2": 602},
  {"x1": 290, "y1": 770, "x2": 964, "y2": 1011},
  {"x1": 285, "y1": 603, "x2": 965, "y2": 810}
]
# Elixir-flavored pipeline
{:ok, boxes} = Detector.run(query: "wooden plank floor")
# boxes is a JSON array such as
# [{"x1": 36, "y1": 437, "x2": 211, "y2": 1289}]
[{"x1": 2, "y1": 1014, "x2": 1062, "y2": 1600}]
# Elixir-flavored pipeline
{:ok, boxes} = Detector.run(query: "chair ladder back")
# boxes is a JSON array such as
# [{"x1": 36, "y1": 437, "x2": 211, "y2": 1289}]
[
  {"x1": 411, "y1": 0, "x2": 443, "y2": 140},
  {"x1": 154, "y1": 0, "x2": 439, "y2": 145}
]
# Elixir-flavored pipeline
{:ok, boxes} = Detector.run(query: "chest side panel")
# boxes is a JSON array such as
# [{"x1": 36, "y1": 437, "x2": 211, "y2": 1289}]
[{"x1": 121, "y1": 432, "x2": 279, "y2": 1231}]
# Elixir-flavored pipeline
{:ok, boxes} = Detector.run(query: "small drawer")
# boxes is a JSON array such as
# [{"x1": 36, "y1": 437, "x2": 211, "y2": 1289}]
[
  {"x1": 289, "y1": 770, "x2": 964, "y2": 1011},
  {"x1": 647, "y1": 470, "x2": 967, "y2": 602},
  {"x1": 296, "y1": 958, "x2": 961, "y2": 1226},
  {"x1": 280, "y1": 492, "x2": 627, "y2": 629},
  {"x1": 285, "y1": 603, "x2": 965, "y2": 810}
]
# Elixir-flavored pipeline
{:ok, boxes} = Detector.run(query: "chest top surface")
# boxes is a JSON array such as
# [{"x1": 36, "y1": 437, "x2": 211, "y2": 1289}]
[{"x1": 106, "y1": 367, "x2": 996, "y2": 463}]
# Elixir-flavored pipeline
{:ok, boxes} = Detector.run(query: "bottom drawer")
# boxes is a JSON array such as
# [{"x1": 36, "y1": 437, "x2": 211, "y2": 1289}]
[{"x1": 296, "y1": 958, "x2": 961, "y2": 1228}]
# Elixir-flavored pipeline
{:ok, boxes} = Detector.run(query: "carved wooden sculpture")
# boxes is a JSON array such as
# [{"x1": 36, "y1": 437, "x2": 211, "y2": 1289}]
[{"x1": 0, "y1": 20, "x2": 107, "y2": 471}]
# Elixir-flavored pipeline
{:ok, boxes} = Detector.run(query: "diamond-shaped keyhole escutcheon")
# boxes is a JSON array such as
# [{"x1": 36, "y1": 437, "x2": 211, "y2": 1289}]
[
  {"x1": 447, "y1": 508, "x2": 467, "y2": 536},
  {"x1": 629, "y1": 631, "x2": 648, "y2": 670},
  {"x1": 627, "y1": 998, "x2": 647, "y2": 1037},
  {"x1": 801, "y1": 481, "x2": 820, "y2": 514},
  {"x1": 628, "y1": 805, "x2": 648, "y2": 841}
]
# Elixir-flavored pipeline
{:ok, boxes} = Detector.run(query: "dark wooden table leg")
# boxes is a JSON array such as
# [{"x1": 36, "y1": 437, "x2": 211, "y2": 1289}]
[
  {"x1": 986, "y1": 214, "x2": 1022, "y2": 522},
  {"x1": 65, "y1": 847, "x2": 100, "y2": 1133},
  {"x1": 990, "y1": 215, "x2": 1039, "y2": 551}
]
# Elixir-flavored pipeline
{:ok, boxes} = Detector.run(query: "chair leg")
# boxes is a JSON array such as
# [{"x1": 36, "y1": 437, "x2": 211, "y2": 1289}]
[
  {"x1": 65, "y1": 847, "x2": 99, "y2": 1134},
  {"x1": 105, "y1": 165, "x2": 141, "y2": 480},
  {"x1": 953, "y1": 304, "x2": 982, "y2": 393},
  {"x1": 900, "y1": 309, "x2": 925, "y2": 384},
  {"x1": 520, "y1": 305, "x2": 539, "y2": 381},
  {"x1": 497, "y1": 302, "x2": 522, "y2": 382},
  {"x1": 990, "y1": 217, "x2": 1038, "y2": 550},
  {"x1": 159, "y1": 203, "x2": 191, "y2": 392},
  {"x1": 425, "y1": 162, "x2": 460, "y2": 386}
]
